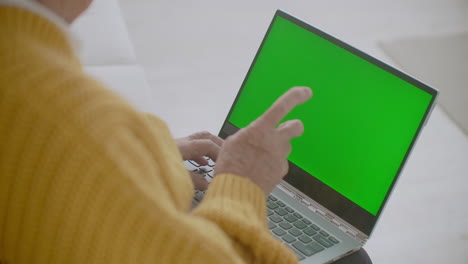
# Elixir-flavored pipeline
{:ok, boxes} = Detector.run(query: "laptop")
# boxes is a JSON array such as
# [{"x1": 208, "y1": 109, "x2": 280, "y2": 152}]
[{"x1": 186, "y1": 10, "x2": 438, "y2": 263}]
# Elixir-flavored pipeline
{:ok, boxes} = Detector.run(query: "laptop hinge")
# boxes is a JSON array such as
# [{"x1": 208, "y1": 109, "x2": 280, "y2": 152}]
[{"x1": 278, "y1": 182, "x2": 368, "y2": 245}]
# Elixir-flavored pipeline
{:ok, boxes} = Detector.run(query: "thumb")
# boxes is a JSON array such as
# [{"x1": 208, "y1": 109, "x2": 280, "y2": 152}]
[{"x1": 189, "y1": 171, "x2": 208, "y2": 191}]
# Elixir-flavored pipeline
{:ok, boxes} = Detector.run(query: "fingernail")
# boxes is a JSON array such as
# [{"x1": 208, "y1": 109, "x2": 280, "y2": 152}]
[{"x1": 299, "y1": 86, "x2": 313, "y2": 98}]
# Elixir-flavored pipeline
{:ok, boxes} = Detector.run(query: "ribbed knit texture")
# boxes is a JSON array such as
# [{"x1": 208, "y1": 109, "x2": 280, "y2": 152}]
[{"x1": 0, "y1": 6, "x2": 297, "y2": 264}]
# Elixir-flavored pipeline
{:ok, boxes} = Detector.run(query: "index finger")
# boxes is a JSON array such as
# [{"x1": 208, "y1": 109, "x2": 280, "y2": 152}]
[{"x1": 255, "y1": 87, "x2": 312, "y2": 128}]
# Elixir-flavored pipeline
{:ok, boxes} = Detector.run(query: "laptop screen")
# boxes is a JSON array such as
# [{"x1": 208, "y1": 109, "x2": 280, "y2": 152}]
[{"x1": 219, "y1": 10, "x2": 437, "y2": 235}]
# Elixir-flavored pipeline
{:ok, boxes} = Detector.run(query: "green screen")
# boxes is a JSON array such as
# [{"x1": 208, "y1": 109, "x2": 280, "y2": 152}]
[{"x1": 228, "y1": 16, "x2": 433, "y2": 215}]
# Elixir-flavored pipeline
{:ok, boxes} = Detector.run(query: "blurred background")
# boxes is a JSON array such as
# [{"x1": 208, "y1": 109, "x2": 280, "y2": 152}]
[{"x1": 77, "y1": 0, "x2": 468, "y2": 263}]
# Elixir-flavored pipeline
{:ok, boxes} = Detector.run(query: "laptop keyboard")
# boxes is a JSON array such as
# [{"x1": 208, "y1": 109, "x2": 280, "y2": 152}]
[
  {"x1": 267, "y1": 194, "x2": 340, "y2": 260},
  {"x1": 184, "y1": 159, "x2": 215, "y2": 204},
  {"x1": 185, "y1": 159, "x2": 340, "y2": 260}
]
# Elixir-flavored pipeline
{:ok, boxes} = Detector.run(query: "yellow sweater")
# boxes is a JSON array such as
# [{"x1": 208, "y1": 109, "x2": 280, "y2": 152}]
[{"x1": 0, "y1": 6, "x2": 297, "y2": 264}]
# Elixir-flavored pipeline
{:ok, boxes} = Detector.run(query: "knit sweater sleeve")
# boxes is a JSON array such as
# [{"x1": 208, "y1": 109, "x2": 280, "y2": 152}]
[{"x1": 0, "y1": 7, "x2": 297, "y2": 264}]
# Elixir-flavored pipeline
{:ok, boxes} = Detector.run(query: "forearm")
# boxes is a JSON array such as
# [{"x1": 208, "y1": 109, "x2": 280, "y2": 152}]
[{"x1": 193, "y1": 174, "x2": 298, "y2": 263}]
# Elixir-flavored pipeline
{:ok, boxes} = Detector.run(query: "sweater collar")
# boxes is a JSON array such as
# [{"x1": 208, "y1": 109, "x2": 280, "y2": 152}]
[{"x1": 0, "y1": 0, "x2": 79, "y2": 52}]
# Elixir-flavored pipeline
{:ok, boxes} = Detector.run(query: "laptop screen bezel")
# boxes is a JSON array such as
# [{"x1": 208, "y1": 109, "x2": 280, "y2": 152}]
[{"x1": 217, "y1": 10, "x2": 438, "y2": 235}]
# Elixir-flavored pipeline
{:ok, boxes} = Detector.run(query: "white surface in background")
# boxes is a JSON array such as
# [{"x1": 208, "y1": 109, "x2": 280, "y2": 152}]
[
  {"x1": 72, "y1": 0, "x2": 136, "y2": 65},
  {"x1": 380, "y1": 32, "x2": 468, "y2": 135},
  {"x1": 118, "y1": 0, "x2": 468, "y2": 263},
  {"x1": 72, "y1": 0, "x2": 154, "y2": 117},
  {"x1": 85, "y1": 65, "x2": 154, "y2": 112}
]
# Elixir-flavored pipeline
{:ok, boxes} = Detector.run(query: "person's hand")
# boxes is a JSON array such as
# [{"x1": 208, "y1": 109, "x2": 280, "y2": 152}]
[
  {"x1": 176, "y1": 131, "x2": 224, "y2": 190},
  {"x1": 215, "y1": 87, "x2": 312, "y2": 195}
]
